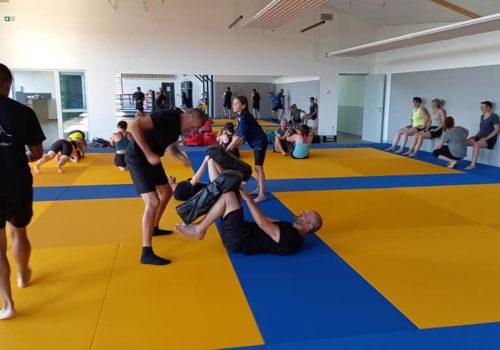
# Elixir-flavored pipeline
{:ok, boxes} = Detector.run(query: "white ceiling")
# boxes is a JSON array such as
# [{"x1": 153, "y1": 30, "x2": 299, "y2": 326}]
[{"x1": 326, "y1": 0, "x2": 500, "y2": 26}]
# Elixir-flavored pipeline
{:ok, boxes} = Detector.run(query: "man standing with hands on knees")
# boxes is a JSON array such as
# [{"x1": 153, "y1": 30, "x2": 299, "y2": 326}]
[
  {"x1": 0, "y1": 63, "x2": 45, "y2": 319},
  {"x1": 125, "y1": 107, "x2": 206, "y2": 265}
]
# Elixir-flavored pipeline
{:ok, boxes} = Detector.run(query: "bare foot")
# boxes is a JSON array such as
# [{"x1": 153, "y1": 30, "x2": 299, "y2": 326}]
[
  {"x1": 447, "y1": 160, "x2": 457, "y2": 169},
  {"x1": 385, "y1": 146, "x2": 395, "y2": 151},
  {"x1": 254, "y1": 194, "x2": 266, "y2": 203},
  {"x1": 402, "y1": 151, "x2": 412, "y2": 156},
  {"x1": 34, "y1": 165, "x2": 40, "y2": 174},
  {"x1": 17, "y1": 268, "x2": 32, "y2": 288},
  {"x1": 465, "y1": 164, "x2": 476, "y2": 170},
  {"x1": 408, "y1": 152, "x2": 417, "y2": 157},
  {"x1": 57, "y1": 166, "x2": 63, "y2": 174},
  {"x1": 281, "y1": 151, "x2": 287, "y2": 156},
  {"x1": 175, "y1": 224, "x2": 205, "y2": 240},
  {"x1": 394, "y1": 149, "x2": 403, "y2": 154},
  {"x1": 0, "y1": 306, "x2": 15, "y2": 320},
  {"x1": 249, "y1": 188, "x2": 260, "y2": 195}
]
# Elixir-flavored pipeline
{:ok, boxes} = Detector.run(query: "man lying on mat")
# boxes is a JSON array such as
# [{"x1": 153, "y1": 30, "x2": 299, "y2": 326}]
[{"x1": 176, "y1": 188, "x2": 322, "y2": 255}]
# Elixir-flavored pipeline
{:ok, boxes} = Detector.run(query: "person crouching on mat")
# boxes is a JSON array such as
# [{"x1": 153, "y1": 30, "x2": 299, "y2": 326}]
[
  {"x1": 34, "y1": 139, "x2": 79, "y2": 174},
  {"x1": 67, "y1": 129, "x2": 86, "y2": 158},
  {"x1": 110, "y1": 121, "x2": 132, "y2": 171},
  {"x1": 176, "y1": 188, "x2": 322, "y2": 256}
]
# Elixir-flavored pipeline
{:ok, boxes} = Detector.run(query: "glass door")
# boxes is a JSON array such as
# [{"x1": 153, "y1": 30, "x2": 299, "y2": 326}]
[{"x1": 59, "y1": 72, "x2": 88, "y2": 137}]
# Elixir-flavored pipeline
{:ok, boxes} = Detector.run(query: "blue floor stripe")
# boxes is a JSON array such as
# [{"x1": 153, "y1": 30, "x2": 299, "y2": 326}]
[
  {"x1": 265, "y1": 322, "x2": 500, "y2": 350},
  {"x1": 188, "y1": 151, "x2": 417, "y2": 342},
  {"x1": 34, "y1": 184, "x2": 138, "y2": 201}
]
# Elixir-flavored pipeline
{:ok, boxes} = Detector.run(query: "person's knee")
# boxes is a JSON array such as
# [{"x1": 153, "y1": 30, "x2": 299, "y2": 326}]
[{"x1": 144, "y1": 195, "x2": 160, "y2": 210}]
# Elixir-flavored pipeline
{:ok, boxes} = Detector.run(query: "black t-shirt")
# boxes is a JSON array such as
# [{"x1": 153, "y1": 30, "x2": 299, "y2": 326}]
[
  {"x1": 155, "y1": 94, "x2": 166, "y2": 107},
  {"x1": 242, "y1": 222, "x2": 304, "y2": 255},
  {"x1": 252, "y1": 93, "x2": 261, "y2": 108},
  {"x1": 126, "y1": 109, "x2": 181, "y2": 161},
  {"x1": 309, "y1": 103, "x2": 318, "y2": 120},
  {"x1": 0, "y1": 96, "x2": 46, "y2": 195},
  {"x1": 277, "y1": 92, "x2": 284, "y2": 108},
  {"x1": 133, "y1": 91, "x2": 145, "y2": 102},
  {"x1": 224, "y1": 91, "x2": 232, "y2": 105}
]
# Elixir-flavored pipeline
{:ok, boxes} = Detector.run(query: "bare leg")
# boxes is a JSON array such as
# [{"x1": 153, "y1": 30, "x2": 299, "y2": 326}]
[
  {"x1": 176, "y1": 192, "x2": 241, "y2": 239},
  {"x1": 0, "y1": 228, "x2": 15, "y2": 320},
  {"x1": 438, "y1": 155, "x2": 457, "y2": 168},
  {"x1": 411, "y1": 132, "x2": 430, "y2": 156},
  {"x1": 387, "y1": 129, "x2": 405, "y2": 151},
  {"x1": 404, "y1": 134, "x2": 420, "y2": 155},
  {"x1": 141, "y1": 192, "x2": 160, "y2": 247},
  {"x1": 8, "y1": 224, "x2": 31, "y2": 288},
  {"x1": 465, "y1": 141, "x2": 486, "y2": 169},
  {"x1": 153, "y1": 184, "x2": 172, "y2": 227},
  {"x1": 396, "y1": 129, "x2": 415, "y2": 153},
  {"x1": 274, "y1": 137, "x2": 286, "y2": 155},
  {"x1": 207, "y1": 158, "x2": 223, "y2": 182},
  {"x1": 254, "y1": 165, "x2": 266, "y2": 203},
  {"x1": 34, "y1": 152, "x2": 56, "y2": 173},
  {"x1": 56, "y1": 155, "x2": 70, "y2": 174}
]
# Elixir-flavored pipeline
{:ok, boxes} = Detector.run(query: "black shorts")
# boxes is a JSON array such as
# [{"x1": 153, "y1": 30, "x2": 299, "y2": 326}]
[
  {"x1": 252, "y1": 105, "x2": 260, "y2": 111},
  {"x1": 223, "y1": 102, "x2": 231, "y2": 109},
  {"x1": 433, "y1": 145, "x2": 461, "y2": 160},
  {"x1": 253, "y1": 145, "x2": 267, "y2": 166},
  {"x1": 50, "y1": 139, "x2": 73, "y2": 157},
  {"x1": 0, "y1": 190, "x2": 33, "y2": 229},
  {"x1": 114, "y1": 153, "x2": 126, "y2": 168},
  {"x1": 473, "y1": 135, "x2": 497, "y2": 149},
  {"x1": 126, "y1": 156, "x2": 168, "y2": 194},
  {"x1": 219, "y1": 208, "x2": 250, "y2": 252},
  {"x1": 429, "y1": 127, "x2": 443, "y2": 139},
  {"x1": 272, "y1": 107, "x2": 279, "y2": 112},
  {"x1": 406, "y1": 125, "x2": 424, "y2": 132}
]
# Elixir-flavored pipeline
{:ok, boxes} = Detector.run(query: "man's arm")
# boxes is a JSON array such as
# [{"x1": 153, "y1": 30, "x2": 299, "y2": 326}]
[
  {"x1": 483, "y1": 124, "x2": 500, "y2": 142},
  {"x1": 127, "y1": 117, "x2": 160, "y2": 165},
  {"x1": 166, "y1": 143, "x2": 191, "y2": 167},
  {"x1": 240, "y1": 189, "x2": 280, "y2": 242},
  {"x1": 26, "y1": 144, "x2": 43, "y2": 162}
]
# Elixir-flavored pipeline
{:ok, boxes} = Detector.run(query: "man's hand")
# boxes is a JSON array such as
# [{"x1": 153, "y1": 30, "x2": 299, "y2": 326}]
[
  {"x1": 146, "y1": 153, "x2": 161, "y2": 166},
  {"x1": 239, "y1": 188, "x2": 251, "y2": 201}
]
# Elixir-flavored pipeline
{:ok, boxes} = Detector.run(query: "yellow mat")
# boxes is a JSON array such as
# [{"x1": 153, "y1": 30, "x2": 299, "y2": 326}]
[
  {"x1": 0, "y1": 244, "x2": 118, "y2": 350},
  {"x1": 275, "y1": 186, "x2": 500, "y2": 328},
  {"x1": 256, "y1": 148, "x2": 459, "y2": 179},
  {"x1": 92, "y1": 238, "x2": 263, "y2": 350}
]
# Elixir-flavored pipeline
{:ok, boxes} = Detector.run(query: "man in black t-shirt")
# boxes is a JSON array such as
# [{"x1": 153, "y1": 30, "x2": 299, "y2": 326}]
[
  {"x1": 125, "y1": 107, "x2": 206, "y2": 265},
  {"x1": 251, "y1": 89, "x2": 261, "y2": 120},
  {"x1": 176, "y1": 188, "x2": 322, "y2": 256},
  {"x1": 303, "y1": 97, "x2": 319, "y2": 134},
  {"x1": 0, "y1": 63, "x2": 46, "y2": 319},
  {"x1": 132, "y1": 87, "x2": 145, "y2": 112}
]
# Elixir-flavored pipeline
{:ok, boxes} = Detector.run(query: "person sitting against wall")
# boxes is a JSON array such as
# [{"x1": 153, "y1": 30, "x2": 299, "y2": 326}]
[
  {"x1": 433, "y1": 116, "x2": 469, "y2": 169},
  {"x1": 34, "y1": 139, "x2": 80, "y2": 174},
  {"x1": 404, "y1": 98, "x2": 446, "y2": 156},
  {"x1": 386, "y1": 97, "x2": 430, "y2": 154},
  {"x1": 217, "y1": 122, "x2": 240, "y2": 158},
  {"x1": 290, "y1": 104, "x2": 306, "y2": 129},
  {"x1": 110, "y1": 120, "x2": 133, "y2": 171},
  {"x1": 465, "y1": 101, "x2": 500, "y2": 169},
  {"x1": 286, "y1": 125, "x2": 313, "y2": 160}
]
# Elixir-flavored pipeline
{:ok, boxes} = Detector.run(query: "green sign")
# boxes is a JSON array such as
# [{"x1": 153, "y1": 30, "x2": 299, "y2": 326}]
[{"x1": 4, "y1": 16, "x2": 15, "y2": 22}]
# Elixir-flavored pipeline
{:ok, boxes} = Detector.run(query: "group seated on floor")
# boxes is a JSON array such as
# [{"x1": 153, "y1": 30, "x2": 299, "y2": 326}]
[
  {"x1": 386, "y1": 98, "x2": 500, "y2": 169},
  {"x1": 274, "y1": 119, "x2": 313, "y2": 159}
]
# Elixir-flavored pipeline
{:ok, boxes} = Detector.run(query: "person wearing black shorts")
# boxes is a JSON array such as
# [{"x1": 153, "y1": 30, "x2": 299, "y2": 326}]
[
  {"x1": 251, "y1": 89, "x2": 261, "y2": 120},
  {"x1": 133, "y1": 87, "x2": 145, "y2": 112},
  {"x1": 125, "y1": 107, "x2": 206, "y2": 265},
  {"x1": 0, "y1": 63, "x2": 45, "y2": 319},
  {"x1": 176, "y1": 189, "x2": 322, "y2": 256},
  {"x1": 223, "y1": 87, "x2": 232, "y2": 119},
  {"x1": 34, "y1": 139, "x2": 79, "y2": 174},
  {"x1": 226, "y1": 96, "x2": 268, "y2": 202},
  {"x1": 110, "y1": 120, "x2": 132, "y2": 171}
]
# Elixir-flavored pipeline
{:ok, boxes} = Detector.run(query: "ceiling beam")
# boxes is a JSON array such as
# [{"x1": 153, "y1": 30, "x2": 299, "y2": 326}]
[{"x1": 430, "y1": 0, "x2": 480, "y2": 19}]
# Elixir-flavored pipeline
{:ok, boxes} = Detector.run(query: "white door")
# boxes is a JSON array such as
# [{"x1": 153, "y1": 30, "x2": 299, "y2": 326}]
[{"x1": 362, "y1": 75, "x2": 386, "y2": 143}]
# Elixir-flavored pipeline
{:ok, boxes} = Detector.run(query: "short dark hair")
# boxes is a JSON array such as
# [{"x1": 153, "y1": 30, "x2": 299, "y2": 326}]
[
  {"x1": 310, "y1": 97, "x2": 315, "y2": 102},
  {"x1": 0, "y1": 63, "x2": 13, "y2": 84},
  {"x1": 137, "y1": 87, "x2": 141, "y2": 90},
  {"x1": 413, "y1": 97, "x2": 423, "y2": 103},
  {"x1": 481, "y1": 101, "x2": 493, "y2": 109},
  {"x1": 186, "y1": 107, "x2": 207, "y2": 122},
  {"x1": 444, "y1": 116, "x2": 455, "y2": 130},
  {"x1": 117, "y1": 120, "x2": 128, "y2": 130},
  {"x1": 227, "y1": 86, "x2": 231, "y2": 90},
  {"x1": 224, "y1": 122, "x2": 235, "y2": 133}
]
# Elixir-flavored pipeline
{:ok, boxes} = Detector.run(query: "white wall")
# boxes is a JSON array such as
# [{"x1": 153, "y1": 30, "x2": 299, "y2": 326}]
[
  {"x1": 12, "y1": 70, "x2": 58, "y2": 120},
  {"x1": 0, "y1": 0, "x2": 377, "y2": 138}
]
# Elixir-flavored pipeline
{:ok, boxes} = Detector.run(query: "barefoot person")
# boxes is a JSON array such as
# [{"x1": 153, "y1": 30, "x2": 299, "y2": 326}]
[
  {"x1": 432, "y1": 117, "x2": 468, "y2": 169},
  {"x1": 125, "y1": 107, "x2": 205, "y2": 265},
  {"x1": 176, "y1": 188, "x2": 322, "y2": 256},
  {"x1": 0, "y1": 63, "x2": 45, "y2": 319},
  {"x1": 386, "y1": 97, "x2": 430, "y2": 154},
  {"x1": 465, "y1": 101, "x2": 500, "y2": 170},
  {"x1": 34, "y1": 139, "x2": 79, "y2": 174},
  {"x1": 226, "y1": 96, "x2": 268, "y2": 202},
  {"x1": 110, "y1": 120, "x2": 132, "y2": 171}
]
